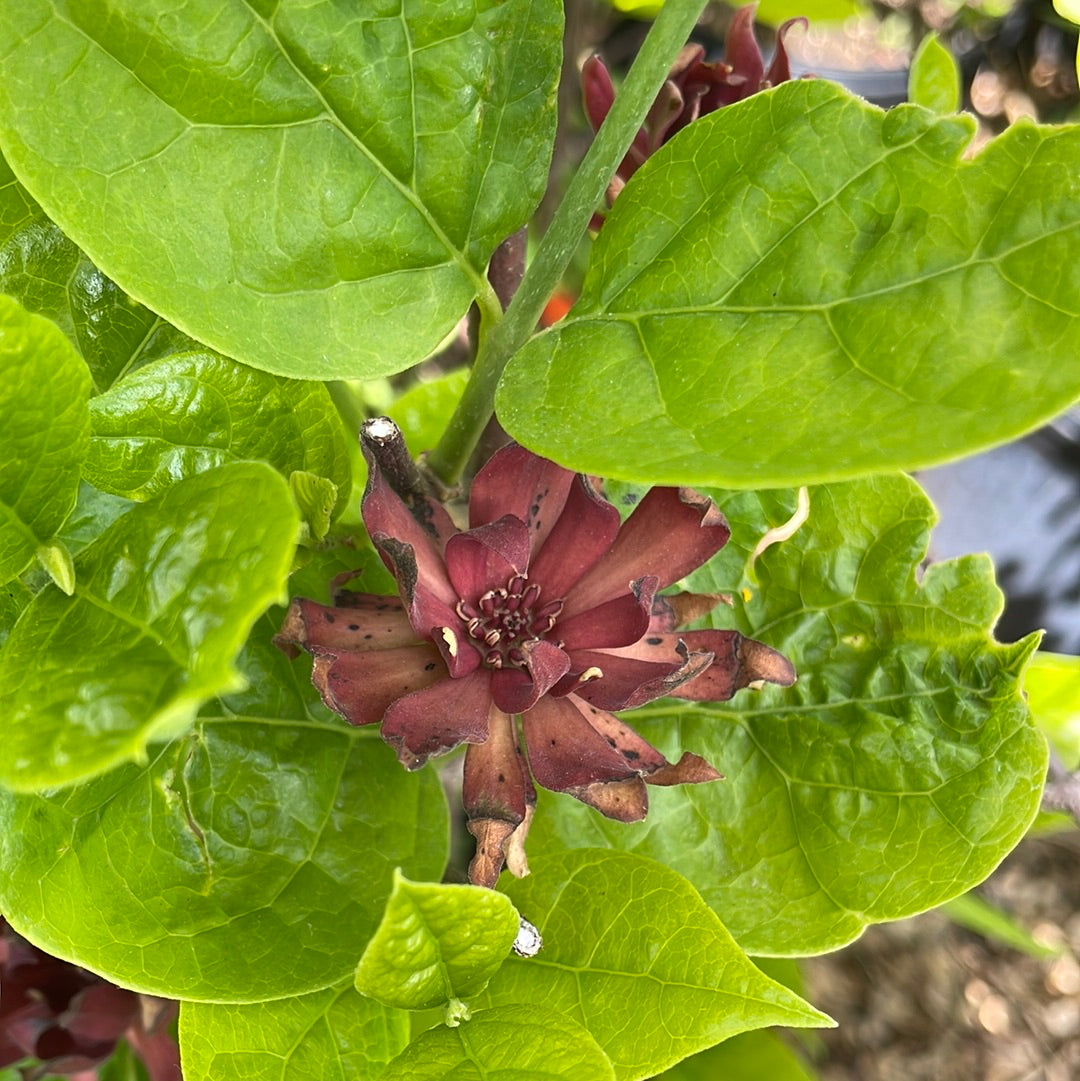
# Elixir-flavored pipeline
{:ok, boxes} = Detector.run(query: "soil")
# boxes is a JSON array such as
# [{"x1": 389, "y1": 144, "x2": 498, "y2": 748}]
[{"x1": 804, "y1": 830, "x2": 1080, "y2": 1081}]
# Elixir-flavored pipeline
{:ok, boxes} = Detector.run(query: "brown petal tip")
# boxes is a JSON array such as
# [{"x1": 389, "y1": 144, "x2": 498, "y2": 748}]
[
  {"x1": 647, "y1": 751, "x2": 723, "y2": 787},
  {"x1": 570, "y1": 776, "x2": 649, "y2": 822},
  {"x1": 467, "y1": 818, "x2": 517, "y2": 889},
  {"x1": 740, "y1": 637, "x2": 797, "y2": 688},
  {"x1": 504, "y1": 803, "x2": 535, "y2": 880},
  {"x1": 272, "y1": 598, "x2": 305, "y2": 657}
]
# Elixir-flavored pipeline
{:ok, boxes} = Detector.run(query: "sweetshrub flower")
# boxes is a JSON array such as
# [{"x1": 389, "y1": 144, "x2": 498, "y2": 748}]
[
  {"x1": 277, "y1": 432, "x2": 795, "y2": 888},
  {"x1": 583, "y1": 4, "x2": 804, "y2": 203},
  {"x1": 0, "y1": 917, "x2": 179, "y2": 1081}
]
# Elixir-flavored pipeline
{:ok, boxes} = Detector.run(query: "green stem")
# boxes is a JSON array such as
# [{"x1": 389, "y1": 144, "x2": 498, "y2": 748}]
[{"x1": 426, "y1": 0, "x2": 710, "y2": 486}]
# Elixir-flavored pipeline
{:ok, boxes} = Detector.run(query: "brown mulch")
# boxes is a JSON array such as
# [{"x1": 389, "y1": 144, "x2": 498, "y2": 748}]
[{"x1": 804, "y1": 831, "x2": 1080, "y2": 1081}]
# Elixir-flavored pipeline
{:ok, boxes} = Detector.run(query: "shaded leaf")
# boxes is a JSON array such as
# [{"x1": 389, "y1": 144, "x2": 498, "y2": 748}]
[
  {"x1": 378, "y1": 1004, "x2": 616, "y2": 1081},
  {"x1": 531, "y1": 475, "x2": 1046, "y2": 955},
  {"x1": 0, "y1": 463, "x2": 298, "y2": 791},
  {"x1": 0, "y1": 295, "x2": 90, "y2": 585},
  {"x1": 86, "y1": 352, "x2": 351, "y2": 516},
  {"x1": 1024, "y1": 651, "x2": 1080, "y2": 768},
  {"x1": 355, "y1": 872, "x2": 520, "y2": 1011},
  {"x1": 179, "y1": 984, "x2": 409, "y2": 1081},
  {"x1": 651, "y1": 1030, "x2": 819, "y2": 1080},
  {"x1": 0, "y1": 0, "x2": 561, "y2": 379},
  {"x1": 482, "y1": 851, "x2": 830, "y2": 1081},
  {"x1": 498, "y1": 80, "x2": 1080, "y2": 485},
  {"x1": 0, "y1": 723, "x2": 449, "y2": 1002},
  {"x1": 0, "y1": 148, "x2": 193, "y2": 391}
]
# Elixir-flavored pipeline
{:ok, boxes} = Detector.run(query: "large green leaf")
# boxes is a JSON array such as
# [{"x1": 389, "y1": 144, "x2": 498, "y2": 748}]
[
  {"x1": 481, "y1": 851, "x2": 829, "y2": 1081},
  {"x1": 379, "y1": 1004, "x2": 616, "y2": 1081},
  {"x1": 530, "y1": 475, "x2": 1047, "y2": 955},
  {"x1": 0, "y1": 296, "x2": 90, "y2": 588},
  {"x1": 0, "y1": 0, "x2": 561, "y2": 379},
  {"x1": 180, "y1": 984, "x2": 410, "y2": 1081},
  {"x1": 0, "y1": 149, "x2": 193, "y2": 391},
  {"x1": 498, "y1": 80, "x2": 1080, "y2": 486},
  {"x1": 355, "y1": 872, "x2": 520, "y2": 1012},
  {"x1": 0, "y1": 722, "x2": 449, "y2": 1001},
  {"x1": 0, "y1": 463, "x2": 298, "y2": 790},
  {"x1": 86, "y1": 351, "x2": 352, "y2": 516}
]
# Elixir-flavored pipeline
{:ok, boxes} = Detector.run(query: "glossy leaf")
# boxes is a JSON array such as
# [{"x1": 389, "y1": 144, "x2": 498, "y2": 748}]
[
  {"x1": 908, "y1": 33, "x2": 960, "y2": 114},
  {"x1": 530, "y1": 475, "x2": 1047, "y2": 955},
  {"x1": 498, "y1": 80, "x2": 1080, "y2": 486},
  {"x1": 0, "y1": 295, "x2": 90, "y2": 586},
  {"x1": 86, "y1": 352, "x2": 351, "y2": 516},
  {"x1": 379, "y1": 1004, "x2": 616, "y2": 1081},
  {"x1": 482, "y1": 851, "x2": 830, "y2": 1080},
  {"x1": 0, "y1": 149, "x2": 193, "y2": 391},
  {"x1": 0, "y1": 723, "x2": 449, "y2": 1002},
  {"x1": 0, "y1": 0, "x2": 561, "y2": 379},
  {"x1": 0, "y1": 579, "x2": 30, "y2": 649},
  {"x1": 355, "y1": 872, "x2": 520, "y2": 1011},
  {"x1": 0, "y1": 463, "x2": 298, "y2": 791},
  {"x1": 652, "y1": 1030, "x2": 819, "y2": 1081},
  {"x1": 180, "y1": 984, "x2": 409, "y2": 1081}
]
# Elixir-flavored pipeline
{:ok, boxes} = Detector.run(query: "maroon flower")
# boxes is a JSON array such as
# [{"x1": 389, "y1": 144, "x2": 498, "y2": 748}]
[
  {"x1": 277, "y1": 431, "x2": 795, "y2": 888},
  {"x1": 0, "y1": 917, "x2": 180, "y2": 1081},
  {"x1": 583, "y1": 3, "x2": 805, "y2": 210}
]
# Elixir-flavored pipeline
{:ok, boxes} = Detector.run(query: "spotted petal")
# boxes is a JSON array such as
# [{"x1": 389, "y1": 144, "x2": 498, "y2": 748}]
[
  {"x1": 671, "y1": 630, "x2": 797, "y2": 699},
  {"x1": 444, "y1": 514, "x2": 532, "y2": 601}
]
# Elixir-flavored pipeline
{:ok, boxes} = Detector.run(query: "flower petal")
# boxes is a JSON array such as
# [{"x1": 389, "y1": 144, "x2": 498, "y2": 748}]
[
  {"x1": 562, "y1": 487, "x2": 730, "y2": 617},
  {"x1": 572, "y1": 776, "x2": 649, "y2": 821},
  {"x1": 649, "y1": 591, "x2": 732, "y2": 632},
  {"x1": 468, "y1": 444, "x2": 575, "y2": 556},
  {"x1": 362, "y1": 450, "x2": 460, "y2": 634},
  {"x1": 444, "y1": 514, "x2": 531, "y2": 600},
  {"x1": 671, "y1": 630, "x2": 797, "y2": 700},
  {"x1": 522, "y1": 695, "x2": 640, "y2": 792},
  {"x1": 463, "y1": 710, "x2": 536, "y2": 887},
  {"x1": 310, "y1": 643, "x2": 446, "y2": 726},
  {"x1": 527, "y1": 474, "x2": 621, "y2": 600},
  {"x1": 381, "y1": 669, "x2": 495, "y2": 768},
  {"x1": 564, "y1": 642, "x2": 713, "y2": 710},
  {"x1": 557, "y1": 576, "x2": 657, "y2": 651},
  {"x1": 765, "y1": 16, "x2": 807, "y2": 87},
  {"x1": 489, "y1": 639, "x2": 572, "y2": 714},
  {"x1": 274, "y1": 595, "x2": 421, "y2": 657},
  {"x1": 647, "y1": 751, "x2": 723, "y2": 786},
  {"x1": 723, "y1": 4, "x2": 765, "y2": 92}
]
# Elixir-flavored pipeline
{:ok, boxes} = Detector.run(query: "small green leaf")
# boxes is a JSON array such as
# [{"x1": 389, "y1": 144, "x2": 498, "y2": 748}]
[
  {"x1": 0, "y1": 148, "x2": 194, "y2": 391},
  {"x1": 0, "y1": 0, "x2": 561, "y2": 379},
  {"x1": 35, "y1": 539, "x2": 75, "y2": 594},
  {"x1": 909, "y1": 33, "x2": 960, "y2": 114},
  {"x1": 652, "y1": 1030, "x2": 820, "y2": 1081},
  {"x1": 482, "y1": 851, "x2": 830, "y2": 1081},
  {"x1": 531, "y1": 475, "x2": 1047, "y2": 956},
  {"x1": 1024, "y1": 651, "x2": 1080, "y2": 767},
  {"x1": 179, "y1": 984, "x2": 410, "y2": 1081},
  {"x1": 499, "y1": 81, "x2": 1080, "y2": 486},
  {"x1": 387, "y1": 370, "x2": 470, "y2": 455},
  {"x1": 378, "y1": 1004, "x2": 616, "y2": 1081},
  {"x1": 355, "y1": 871, "x2": 521, "y2": 1011},
  {"x1": 0, "y1": 463, "x2": 298, "y2": 791},
  {"x1": 0, "y1": 295, "x2": 91, "y2": 585},
  {"x1": 291, "y1": 471, "x2": 338, "y2": 544},
  {"x1": 942, "y1": 893, "x2": 1062, "y2": 960},
  {"x1": 0, "y1": 726, "x2": 449, "y2": 1001},
  {"x1": 86, "y1": 352, "x2": 351, "y2": 516}
]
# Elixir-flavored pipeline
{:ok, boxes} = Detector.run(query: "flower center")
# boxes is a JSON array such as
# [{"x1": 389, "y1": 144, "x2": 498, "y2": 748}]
[{"x1": 456, "y1": 575, "x2": 564, "y2": 670}]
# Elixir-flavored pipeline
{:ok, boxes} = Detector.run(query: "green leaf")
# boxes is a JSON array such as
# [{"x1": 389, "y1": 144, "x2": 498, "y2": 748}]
[
  {"x1": 482, "y1": 851, "x2": 830, "y2": 1081},
  {"x1": 378, "y1": 1004, "x2": 616, "y2": 1081},
  {"x1": 942, "y1": 893, "x2": 1062, "y2": 960},
  {"x1": 86, "y1": 352, "x2": 351, "y2": 517},
  {"x1": 651, "y1": 1030, "x2": 819, "y2": 1081},
  {"x1": 34, "y1": 539, "x2": 75, "y2": 595},
  {"x1": 291, "y1": 472, "x2": 338, "y2": 545},
  {"x1": 498, "y1": 80, "x2": 1080, "y2": 486},
  {"x1": 0, "y1": 148, "x2": 194, "y2": 392},
  {"x1": 531, "y1": 474, "x2": 1047, "y2": 955},
  {"x1": 355, "y1": 871, "x2": 521, "y2": 1012},
  {"x1": 0, "y1": 723, "x2": 449, "y2": 1001},
  {"x1": 0, "y1": 463, "x2": 298, "y2": 791},
  {"x1": 387, "y1": 370, "x2": 470, "y2": 456},
  {"x1": 0, "y1": 578, "x2": 31, "y2": 649},
  {"x1": 0, "y1": 295, "x2": 91, "y2": 585},
  {"x1": 1024, "y1": 651, "x2": 1080, "y2": 767},
  {"x1": 179, "y1": 984, "x2": 409, "y2": 1081},
  {"x1": 0, "y1": 0, "x2": 561, "y2": 379},
  {"x1": 908, "y1": 33, "x2": 960, "y2": 114}
]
